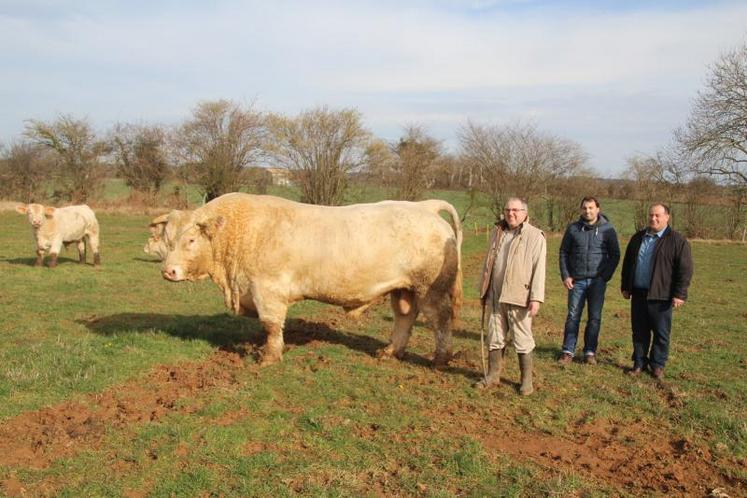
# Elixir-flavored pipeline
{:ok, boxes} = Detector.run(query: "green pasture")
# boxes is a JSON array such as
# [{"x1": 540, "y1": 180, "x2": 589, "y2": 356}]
[{"x1": 0, "y1": 197, "x2": 745, "y2": 496}]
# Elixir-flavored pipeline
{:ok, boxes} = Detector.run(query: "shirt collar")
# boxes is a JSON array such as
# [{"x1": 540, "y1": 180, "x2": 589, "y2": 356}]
[{"x1": 646, "y1": 226, "x2": 668, "y2": 238}]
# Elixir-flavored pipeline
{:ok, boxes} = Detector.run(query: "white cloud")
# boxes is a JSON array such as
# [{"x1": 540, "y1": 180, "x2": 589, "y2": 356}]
[{"x1": 1, "y1": 1, "x2": 746, "y2": 174}]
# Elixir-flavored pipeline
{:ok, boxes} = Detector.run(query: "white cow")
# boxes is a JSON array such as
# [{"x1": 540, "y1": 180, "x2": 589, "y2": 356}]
[
  {"x1": 161, "y1": 193, "x2": 462, "y2": 366},
  {"x1": 144, "y1": 210, "x2": 192, "y2": 260},
  {"x1": 16, "y1": 203, "x2": 101, "y2": 267}
]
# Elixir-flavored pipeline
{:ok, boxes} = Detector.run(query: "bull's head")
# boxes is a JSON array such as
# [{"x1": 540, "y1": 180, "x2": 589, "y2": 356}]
[
  {"x1": 161, "y1": 215, "x2": 224, "y2": 282},
  {"x1": 16, "y1": 203, "x2": 55, "y2": 229},
  {"x1": 146, "y1": 210, "x2": 192, "y2": 261}
]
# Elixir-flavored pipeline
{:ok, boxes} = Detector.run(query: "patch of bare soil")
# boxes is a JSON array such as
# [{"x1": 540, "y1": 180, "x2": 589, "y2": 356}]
[
  {"x1": 428, "y1": 353, "x2": 745, "y2": 496},
  {"x1": 0, "y1": 351, "x2": 243, "y2": 472},
  {"x1": 440, "y1": 398, "x2": 744, "y2": 497}
]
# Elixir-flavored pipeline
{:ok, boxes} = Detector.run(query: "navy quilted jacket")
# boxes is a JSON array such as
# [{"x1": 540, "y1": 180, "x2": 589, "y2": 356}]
[{"x1": 559, "y1": 213, "x2": 620, "y2": 281}]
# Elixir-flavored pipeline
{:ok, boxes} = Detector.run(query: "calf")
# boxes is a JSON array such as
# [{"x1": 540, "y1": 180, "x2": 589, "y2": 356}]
[{"x1": 16, "y1": 203, "x2": 101, "y2": 267}]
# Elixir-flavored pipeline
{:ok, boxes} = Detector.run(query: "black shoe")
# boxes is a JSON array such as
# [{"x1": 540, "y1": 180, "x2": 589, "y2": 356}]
[{"x1": 627, "y1": 366, "x2": 644, "y2": 376}]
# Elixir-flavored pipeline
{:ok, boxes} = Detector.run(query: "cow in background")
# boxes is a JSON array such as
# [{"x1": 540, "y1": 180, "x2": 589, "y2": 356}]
[
  {"x1": 16, "y1": 203, "x2": 101, "y2": 267},
  {"x1": 144, "y1": 210, "x2": 192, "y2": 260}
]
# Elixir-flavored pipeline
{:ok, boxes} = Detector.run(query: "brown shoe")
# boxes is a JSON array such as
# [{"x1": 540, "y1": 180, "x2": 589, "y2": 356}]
[
  {"x1": 627, "y1": 366, "x2": 643, "y2": 376},
  {"x1": 584, "y1": 354, "x2": 597, "y2": 365},
  {"x1": 557, "y1": 352, "x2": 573, "y2": 366},
  {"x1": 651, "y1": 367, "x2": 664, "y2": 379}
]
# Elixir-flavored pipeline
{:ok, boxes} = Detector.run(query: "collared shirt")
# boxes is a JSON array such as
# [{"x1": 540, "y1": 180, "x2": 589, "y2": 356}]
[{"x1": 633, "y1": 226, "x2": 667, "y2": 289}]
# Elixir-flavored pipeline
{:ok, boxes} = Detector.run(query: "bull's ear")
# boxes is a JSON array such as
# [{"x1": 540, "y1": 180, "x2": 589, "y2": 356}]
[
  {"x1": 197, "y1": 216, "x2": 225, "y2": 239},
  {"x1": 44, "y1": 206, "x2": 56, "y2": 217},
  {"x1": 150, "y1": 213, "x2": 169, "y2": 225},
  {"x1": 15, "y1": 204, "x2": 28, "y2": 214}
]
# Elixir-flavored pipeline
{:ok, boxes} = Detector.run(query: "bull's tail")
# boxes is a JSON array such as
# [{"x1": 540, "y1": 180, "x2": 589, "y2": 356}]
[{"x1": 420, "y1": 200, "x2": 463, "y2": 324}]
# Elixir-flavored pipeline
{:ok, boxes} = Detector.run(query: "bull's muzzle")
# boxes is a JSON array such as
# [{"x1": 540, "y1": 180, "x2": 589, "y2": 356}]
[{"x1": 162, "y1": 266, "x2": 182, "y2": 281}]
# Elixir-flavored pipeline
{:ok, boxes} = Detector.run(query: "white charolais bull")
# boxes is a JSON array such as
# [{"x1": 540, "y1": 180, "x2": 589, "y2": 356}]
[
  {"x1": 144, "y1": 210, "x2": 192, "y2": 260},
  {"x1": 15, "y1": 203, "x2": 101, "y2": 267},
  {"x1": 161, "y1": 193, "x2": 462, "y2": 366}
]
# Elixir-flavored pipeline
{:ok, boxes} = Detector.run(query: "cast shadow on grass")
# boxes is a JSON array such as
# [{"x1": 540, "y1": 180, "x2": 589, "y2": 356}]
[
  {"x1": 534, "y1": 344, "x2": 631, "y2": 373},
  {"x1": 77, "y1": 313, "x2": 478, "y2": 379},
  {"x1": 1, "y1": 256, "x2": 83, "y2": 266},
  {"x1": 133, "y1": 257, "x2": 161, "y2": 264},
  {"x1": 382, "y1": 315, "x2": 480, "y2": 342}
]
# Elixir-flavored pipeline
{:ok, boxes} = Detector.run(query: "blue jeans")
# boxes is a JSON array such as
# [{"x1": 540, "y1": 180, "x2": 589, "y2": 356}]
[
  {"x1": 631, "y1": 289, "x2": 672, "y2": 369},
  {"x1": 561, "y1": 277, "x2": 606, "y2": 356}
]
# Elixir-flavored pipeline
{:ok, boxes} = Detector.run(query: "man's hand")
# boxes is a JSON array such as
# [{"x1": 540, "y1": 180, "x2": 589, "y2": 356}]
[
  {"x1": 528, "y1": 300, "x2": 541, "y2": 317},
  {"x1": 563, "y1": 277, "x2": 574, "y2": 290},
  {"x1": 672, "y1": 297, "x2": 685, "y2": 309},
  {"x1": 622, "y1": 290, "x2": 631, "y2": 300}
]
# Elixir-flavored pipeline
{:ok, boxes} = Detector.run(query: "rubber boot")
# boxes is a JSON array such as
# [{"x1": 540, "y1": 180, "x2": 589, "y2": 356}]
[
  {"x1": 474, "y1": 348, "x2": 504, "y2": 389},
  {"x1": 518, "y1": 352, "x2": 534, "y2": 396}
]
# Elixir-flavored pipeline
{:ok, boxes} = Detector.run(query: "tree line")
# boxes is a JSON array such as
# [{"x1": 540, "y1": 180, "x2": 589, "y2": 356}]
[{"x1": 2, "y1": 42, "x2": 745, "y2": 239}]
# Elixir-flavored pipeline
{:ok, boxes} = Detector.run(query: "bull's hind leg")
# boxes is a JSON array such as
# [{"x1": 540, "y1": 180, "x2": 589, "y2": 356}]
[
  {"x1": 77, "y1": 240, "x2": 86, "y2": 264},
  {"x1": 419, "y1": 292, "x2": 454, "y2": 367},
  {"x1": 87, "y1": 230, "x2": 101, "y2": 266},
  {"x1": 379, "y1": 289, "x2": 418, "y2": 360}
]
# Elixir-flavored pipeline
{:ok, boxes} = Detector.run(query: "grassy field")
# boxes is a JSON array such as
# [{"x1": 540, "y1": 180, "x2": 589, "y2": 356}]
[{"x1": 0, "y1": 195, "x2": 745, "y2": 496}]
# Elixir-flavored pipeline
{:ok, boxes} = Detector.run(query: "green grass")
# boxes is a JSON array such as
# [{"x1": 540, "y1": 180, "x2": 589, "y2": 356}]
[{"x1": 0, "y1": 195, "x2": 745, "y2": 496}]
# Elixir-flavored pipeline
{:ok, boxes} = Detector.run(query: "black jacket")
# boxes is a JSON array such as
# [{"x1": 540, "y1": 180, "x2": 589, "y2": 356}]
[
  {"x1": 620, "y1": 226, "x2": 693, "y2": 301},
  {"x1": 559, "y1": 213, "x2": 620, "y2": 281}
]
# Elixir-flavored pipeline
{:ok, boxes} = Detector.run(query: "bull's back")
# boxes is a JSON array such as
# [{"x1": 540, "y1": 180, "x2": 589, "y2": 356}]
[{"x1": 206, "y1": 194, "x2": 457, "y2": 302}]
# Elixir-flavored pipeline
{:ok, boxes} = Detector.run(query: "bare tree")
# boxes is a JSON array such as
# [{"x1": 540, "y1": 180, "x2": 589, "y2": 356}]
[
  {"x1": 363, "y1": 138, "x2": 397, "y2": 186},
  {"x1": 0, "y1": 141, "x2": 51, "y2": 202},
  {"x1": 110, "y1": 123, "x2": 170, "y2": 204},
  {"x1": 391, "y1": 125, "x2": 441, "y2": 201},
  {"x1": 676, "y1": 42, "x2": 747, "y2": 186},
  {"x1": 624, "y1": 154, "x2": 680, "y2": 231},
  {"x1": 175, "y1": 100, "x2": 266, "y2": 202},
  {"x1": 267, "y1": 106, "x2": 369, "y2": 205},
  {"x1": 25, "y1": 115, "x2": 107, "y2": 202},
  {"x1": 458, "y1": 120, "x2": 588, "y2": 217}
]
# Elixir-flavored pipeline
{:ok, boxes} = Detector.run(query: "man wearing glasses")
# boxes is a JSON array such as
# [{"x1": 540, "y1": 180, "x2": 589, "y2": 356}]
[{"x1": 476, "y1": 198, "x2": 546, "y2": 395}]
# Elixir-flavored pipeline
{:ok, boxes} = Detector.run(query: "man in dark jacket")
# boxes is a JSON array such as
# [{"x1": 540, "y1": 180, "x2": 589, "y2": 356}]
[
  {"x1": 620, "y1": 203, "x2": 693, "y2": 379},
  {"x1": 558, "y1": 197, "x2": 620, "y2": 365}
]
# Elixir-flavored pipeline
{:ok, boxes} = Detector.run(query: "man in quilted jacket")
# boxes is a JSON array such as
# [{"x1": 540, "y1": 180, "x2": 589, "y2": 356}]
[{"x1": 557, "y1": 197, "x2": 620, "y2": 366}]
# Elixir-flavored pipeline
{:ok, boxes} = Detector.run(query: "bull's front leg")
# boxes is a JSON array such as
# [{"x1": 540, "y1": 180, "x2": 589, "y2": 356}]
[
  {"x1": 34, "y1": 248, "x2": 44, "y2": 267},
  {"x1": 259, "y1": 320, "x2": 285, "y2": 366},
  {"x1": 253, "y1": 292, "x2": 288, "y2": 366},
  {"x1": 47, "y1": 237, "x2": 63, "y2": 268}
]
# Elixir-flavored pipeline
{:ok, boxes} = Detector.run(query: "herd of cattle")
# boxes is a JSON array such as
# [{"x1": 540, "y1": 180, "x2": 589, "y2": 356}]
[{"x1": 15, "y1": 194, "x2": 464, "y2": 366}]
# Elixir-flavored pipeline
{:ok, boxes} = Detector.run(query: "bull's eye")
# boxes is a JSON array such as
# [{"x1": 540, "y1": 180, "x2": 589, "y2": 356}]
[{"x1": 188, "y1": 238, "x2": 195, "y2": 244}]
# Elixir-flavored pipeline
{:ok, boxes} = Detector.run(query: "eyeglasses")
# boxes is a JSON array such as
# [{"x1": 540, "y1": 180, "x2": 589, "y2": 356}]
[{"x1": 504, "y1": 208, "x2": 526, "y2": 213}]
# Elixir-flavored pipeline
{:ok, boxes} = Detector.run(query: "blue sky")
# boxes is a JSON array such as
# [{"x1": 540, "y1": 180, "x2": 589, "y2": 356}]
[{"x1": 1, "y1": 0, "x2": 745, "y2": 176}]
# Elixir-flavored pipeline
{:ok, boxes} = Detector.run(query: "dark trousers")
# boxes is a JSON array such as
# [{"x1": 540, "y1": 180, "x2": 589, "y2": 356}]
[
  {"x1": 631, "y1": 289, "x2": 673, "y2": 369},
  {"x1": 561, "y1": 277, "x2": 607, "y2": 356}
]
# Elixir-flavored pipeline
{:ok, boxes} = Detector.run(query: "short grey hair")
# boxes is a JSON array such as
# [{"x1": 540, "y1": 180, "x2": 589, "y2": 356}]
[{"x1": 504, "y1": 197, "x2": 528, "y2": 212}]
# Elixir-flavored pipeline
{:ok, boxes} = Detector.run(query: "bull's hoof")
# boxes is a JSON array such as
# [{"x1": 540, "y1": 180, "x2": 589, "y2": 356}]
[
  {"x1": 473, "y1": 377, "x2": 500, "y2": 390},
  {"x1": 34, "y1": 260, "x2": 43, "y2": 267},
  {"x1": 259, "y1": 353, "x2": 282, "y2": 367},
  {"x1": 93, "y1": 253, "x2": 101, "y2": 266},
  {"x1": 432, "y1": 353, "x2": 452, "y2": 369},
  {"x1": 377, "y1": 346, "x2": 404, "y2": 360},
  {"x1": 47, "y1": 255, "x2": 58, "y2": 268}
]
